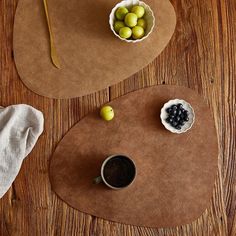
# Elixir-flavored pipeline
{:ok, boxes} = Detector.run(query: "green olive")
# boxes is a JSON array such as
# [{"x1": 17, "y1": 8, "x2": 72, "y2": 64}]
[
  {"x1": 124, "y1": 13, "x2": 138, "y2": 27},
  {"x1": 114, "y1": 21, "x2": 125, "y2": 33},
  {"x1": 100, "y1": 106, "x2": 114, "y2": 121},
  {"x1": 137, "y1": 18, "x2": 147, "y2": 29},
  {"x1": 119, "y1": 27, "x2": 132, "y2": 39},
  {"x1": 131, "y1": 5, "x2": 145, "y2": 18},
  {"x1": 115, "y1": 7, "x2": 129, "y2": 20},
  {"x1": 132, "y1": 26, "x2": 145, "y2": 39}
]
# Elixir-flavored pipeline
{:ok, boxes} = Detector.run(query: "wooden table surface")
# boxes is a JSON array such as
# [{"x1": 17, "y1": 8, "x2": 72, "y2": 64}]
[{"x1": 0, "y1": 0, "x2": 235, "y2": 235}]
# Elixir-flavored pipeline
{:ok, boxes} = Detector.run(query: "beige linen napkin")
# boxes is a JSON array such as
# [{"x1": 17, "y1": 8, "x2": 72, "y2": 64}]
[{"x1": 0, "y1": 104, "x2": 44, "y2": 198}]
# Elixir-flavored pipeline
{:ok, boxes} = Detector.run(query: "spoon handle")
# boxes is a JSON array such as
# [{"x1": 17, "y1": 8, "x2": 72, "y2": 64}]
[{"x1": 43, "y1": 0, "x2": 61, "y2": 69}]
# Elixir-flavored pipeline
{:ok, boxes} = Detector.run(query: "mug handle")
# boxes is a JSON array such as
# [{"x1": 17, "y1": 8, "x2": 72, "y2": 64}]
[{"x1": 93, "y1": 176, "x2": 103, "y2": 184}]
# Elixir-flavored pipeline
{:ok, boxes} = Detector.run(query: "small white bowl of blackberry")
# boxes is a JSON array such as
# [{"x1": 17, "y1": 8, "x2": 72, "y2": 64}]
[{"x1": 160, "y1": 99, "x2": 195, "y2": 134}]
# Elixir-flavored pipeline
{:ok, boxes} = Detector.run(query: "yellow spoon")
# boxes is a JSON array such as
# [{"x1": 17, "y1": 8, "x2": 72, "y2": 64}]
[{"x1": 43, "y1": 0, "x2": 61, "y2": 69}]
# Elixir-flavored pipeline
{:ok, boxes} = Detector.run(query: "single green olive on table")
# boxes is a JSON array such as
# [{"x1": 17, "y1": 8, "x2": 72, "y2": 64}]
[
  {"x1": 100, "y1": 106, "x2": 115, "y2": 121},
  {"x1": 113, "y1": 5, "x2": 147, "y2": 40}
]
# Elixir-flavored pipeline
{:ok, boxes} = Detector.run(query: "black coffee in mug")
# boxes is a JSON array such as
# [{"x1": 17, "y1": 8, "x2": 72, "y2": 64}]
[{"x1": 103, "y1": 155, "x2": 136, "y2": 188}]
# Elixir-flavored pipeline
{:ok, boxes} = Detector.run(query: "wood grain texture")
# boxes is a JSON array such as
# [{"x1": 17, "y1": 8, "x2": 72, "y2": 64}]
[{"x1": 0, "y1": 0, "x2": 235, "y2": 235}]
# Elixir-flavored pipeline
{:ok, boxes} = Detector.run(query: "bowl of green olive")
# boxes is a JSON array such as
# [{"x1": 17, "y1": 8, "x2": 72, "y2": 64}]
[{"x1": 109, "y1": 0, "x2": 155, "y2": 42}]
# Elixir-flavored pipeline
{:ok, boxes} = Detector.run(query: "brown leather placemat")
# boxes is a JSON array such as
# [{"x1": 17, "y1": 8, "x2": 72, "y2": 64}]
[
  {"x1": 13, "y1": 0, "x2": 176, "y2": 99},
  {"x1": 50, "y1": 85, "x2": 218, "y2": 228}
]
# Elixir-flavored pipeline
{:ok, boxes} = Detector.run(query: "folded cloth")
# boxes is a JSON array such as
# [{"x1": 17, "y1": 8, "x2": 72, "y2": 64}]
[{"x1": 0, "y1": 104, "x2": 44, "y2": 198}]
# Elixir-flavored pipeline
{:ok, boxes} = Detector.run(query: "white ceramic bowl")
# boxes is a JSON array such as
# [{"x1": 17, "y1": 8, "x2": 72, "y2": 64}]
[
  {"x1": 109, "y1": 0, "x2": 155, "y2": 43},
  {"x1": 160, "y1": 99, "x2": 195, "y2": 134}
]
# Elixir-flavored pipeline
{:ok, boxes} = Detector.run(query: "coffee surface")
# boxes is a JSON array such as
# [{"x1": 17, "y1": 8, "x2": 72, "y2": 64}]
[{"x1": 103, "y1": 156, "x2": 135, "y2": 188}]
